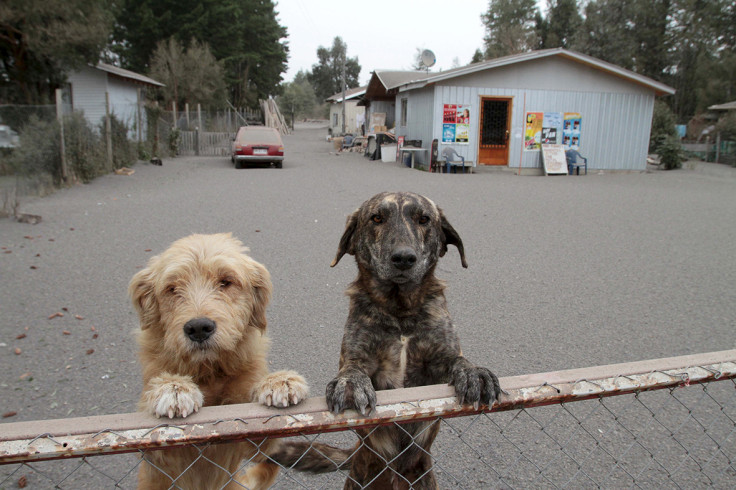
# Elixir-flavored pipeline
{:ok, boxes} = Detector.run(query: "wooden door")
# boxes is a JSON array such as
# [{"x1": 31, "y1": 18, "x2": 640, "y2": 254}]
[{"x1": 478, "y1": 98, "x2": 512, "y2": 165}]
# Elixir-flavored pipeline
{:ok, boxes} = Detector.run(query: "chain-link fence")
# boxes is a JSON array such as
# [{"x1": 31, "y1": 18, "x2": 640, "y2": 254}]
[{"x1": 2, "y1": 350, "x2": 734, "y2": 489}]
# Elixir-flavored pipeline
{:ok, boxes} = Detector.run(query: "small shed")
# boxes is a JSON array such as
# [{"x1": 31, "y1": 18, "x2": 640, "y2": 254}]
[
  {"x1": 362, "y1": 71, "x2": 431, "y2": 133},
  {"x1": 366, "y1": 49, "x2": 675, "y2": 173},
  {"x1": 326, "y1": 86, "x2": 366, "y2": 136},
  {"x1": 66, "y1": 63, "x2": 164, "y2": 141}
]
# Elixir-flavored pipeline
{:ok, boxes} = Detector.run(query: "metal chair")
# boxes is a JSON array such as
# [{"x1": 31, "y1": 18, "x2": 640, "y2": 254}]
[
  {"x1": 565, "y1": 149, "x2": 588, "y2": 175},
  {"x1": 441, "y1": 147, "x2": 467, "y2": 173}
]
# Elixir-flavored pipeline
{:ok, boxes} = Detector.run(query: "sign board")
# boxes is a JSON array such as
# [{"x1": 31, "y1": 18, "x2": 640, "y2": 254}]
[{"x1": 541, "y1": 144, "x2": 568, "y2": 175}]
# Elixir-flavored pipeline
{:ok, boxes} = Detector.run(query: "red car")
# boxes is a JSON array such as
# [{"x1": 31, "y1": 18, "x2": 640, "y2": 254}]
[{"x1": 231, "y1": 126, "x2": 284, "y2": 168}]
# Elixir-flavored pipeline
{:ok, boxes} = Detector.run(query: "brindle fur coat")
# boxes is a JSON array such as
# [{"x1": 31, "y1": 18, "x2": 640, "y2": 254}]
[{"x1": 326, "y1": 192, "x2": 500, "y2": 488}]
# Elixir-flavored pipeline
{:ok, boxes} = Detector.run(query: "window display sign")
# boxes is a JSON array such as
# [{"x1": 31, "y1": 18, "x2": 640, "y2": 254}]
[
  {"x1": 525, "y1": 111, "x2": 582, "y2": 150},
  {"x1": 524, "y1": 112, "x2": 543, "y2": 150},
  {"x1": 542, "y1": 112, "x2": 562, "y2": 145},
  {"x1": 563, "y1": 112, "x2": 582, "y2": 149},
  {"x1": 441, "y1": 104, "x2": 470, "y2": 144}
]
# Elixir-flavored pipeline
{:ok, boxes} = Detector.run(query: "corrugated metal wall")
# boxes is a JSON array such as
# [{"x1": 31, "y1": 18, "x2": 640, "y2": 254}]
[
  {"x1": 430, "y1": 85, "x2": 654, "y2": 171},
  {"x1": 396, "y1": 87, "x2": 435, "y2": 166},
  {"x1": 69, "y1": 66, "x2": 108, "y2": 128}
]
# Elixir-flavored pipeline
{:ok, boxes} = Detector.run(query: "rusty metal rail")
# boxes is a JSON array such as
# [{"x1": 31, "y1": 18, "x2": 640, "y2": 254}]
[{"x1": 2, "y1": 350, "x2": 735, "y2": 466}]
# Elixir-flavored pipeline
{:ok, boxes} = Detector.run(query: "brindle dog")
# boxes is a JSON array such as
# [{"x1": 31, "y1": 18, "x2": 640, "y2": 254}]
[{"x1": 325, "y1": 191, "x2": 501, "y2": 489}]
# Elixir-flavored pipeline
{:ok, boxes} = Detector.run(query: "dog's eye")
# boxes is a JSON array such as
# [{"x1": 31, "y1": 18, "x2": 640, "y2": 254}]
[
  {"x1": 165, "y1": 285, "x2": 177, "y2": 295},
  {"x1": 418, "y1": 215, "x2": 430, "y2": 225},
  {"x1": 218, "y1": 278, "x2": 233, "y2": 289},
  {"x1": 371, "y1": 214, "x2": 383, "y2": 224}
]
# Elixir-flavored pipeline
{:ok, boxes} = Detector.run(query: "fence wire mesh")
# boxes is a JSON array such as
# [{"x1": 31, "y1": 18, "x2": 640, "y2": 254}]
[{"x1": 2, "y1": 351, "x2": 734, "y2": 489}]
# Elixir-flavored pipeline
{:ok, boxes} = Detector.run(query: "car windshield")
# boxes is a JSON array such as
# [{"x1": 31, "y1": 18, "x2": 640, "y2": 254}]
[{"x1": 238, "y1": 129, "x2": 282, "y2": 145}]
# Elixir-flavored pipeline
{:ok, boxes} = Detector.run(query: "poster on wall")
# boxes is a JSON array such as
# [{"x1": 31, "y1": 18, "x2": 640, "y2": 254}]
[
  {"x1": 441, "y1": 104, "x2": 471, "y2": 144},
  {"x1": 524, "y1": 112, "x2": 543, "y2": 150},
  {"x1": 563, "y1": 112, "x2": 582, "y2": 149},
  {"x1": 542, "y1": 112, "x2": 563, "y2": 145}
]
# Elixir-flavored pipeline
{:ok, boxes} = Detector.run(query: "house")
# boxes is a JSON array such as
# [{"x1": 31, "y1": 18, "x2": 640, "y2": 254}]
[
  {"x1": 364, "y1": 48, "x2": 675, "y2": 173},
  {"x1": 326, "y1": 86, "x2": 366, "y2": 136},
  {"x1": 66, "y1": 63, "x2": 164, "y2": 141}
]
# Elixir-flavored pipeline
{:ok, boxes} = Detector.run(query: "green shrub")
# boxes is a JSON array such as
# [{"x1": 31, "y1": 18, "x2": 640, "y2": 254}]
[
  {"x1": 649, "y1": 100, "x2": 678, "y2": 153},
  {"x1": 65, "y1": 113, "x2": 104, "y2": 183},
  {"x1": 658, "y1": 135, "x2": 685, "y2": 170},
  {"x1": 103, "y1": 114, "x2": 136, "y2": 169},
  {"x1": 169, "y1": 127, "x2": 181, "y2": 155}
]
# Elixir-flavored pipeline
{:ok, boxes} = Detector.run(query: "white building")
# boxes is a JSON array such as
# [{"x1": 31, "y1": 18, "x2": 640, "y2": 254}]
[
  {"x1": 326, "y1": 86, "x2": 366, "y2": 136},
  {"x1": 66, "y1": 63, "x2": 164, "y2": 141},
  {"x1": 364, "y1": 49, "x2": 675, "y2": 173}
]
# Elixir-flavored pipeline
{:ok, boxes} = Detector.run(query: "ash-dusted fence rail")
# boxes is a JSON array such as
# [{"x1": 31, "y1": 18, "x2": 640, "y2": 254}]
[{"x1": 1, "y1": 350, "x2": 735, "y2": 488}]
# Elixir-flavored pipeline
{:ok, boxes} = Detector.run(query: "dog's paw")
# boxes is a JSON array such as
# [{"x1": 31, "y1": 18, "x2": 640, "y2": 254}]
[
  {"x1": 253, "y1": 370, "x2": 309, "y2": 408},
  {"x1": 450, "y1": 361, "x2": 501, "y2": 409},
  {"x1": 143, "y1": 374, "x2": 204, "y2": 419},
  {"x1": 326, "y1": 372, "x2": 376, "y2": 415}
]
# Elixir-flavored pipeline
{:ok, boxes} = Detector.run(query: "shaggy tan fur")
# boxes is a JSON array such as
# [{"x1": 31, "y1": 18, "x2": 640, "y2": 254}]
[{"x1": 129, "y1": 233, "x2": 308, "y2": 490}]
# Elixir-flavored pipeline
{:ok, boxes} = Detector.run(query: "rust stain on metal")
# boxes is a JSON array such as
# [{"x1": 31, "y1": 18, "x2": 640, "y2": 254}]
[{"x1": 2, "y1": 359, "x2": 734, "y2": 465}]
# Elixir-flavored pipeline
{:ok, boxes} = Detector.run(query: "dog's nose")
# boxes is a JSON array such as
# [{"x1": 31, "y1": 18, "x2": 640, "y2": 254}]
[
  {"x1": 183, "y1": 318, "x2": 216, "y2": 343},
  {"x1": 391, "y1": 247, "x2": 417, "y2": 271}
]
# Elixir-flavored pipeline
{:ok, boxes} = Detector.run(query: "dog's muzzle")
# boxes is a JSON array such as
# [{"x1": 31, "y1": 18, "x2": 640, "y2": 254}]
[
  {"x1": 183, "y1": 317, "x2": 216, "y2": 343},
  {"x1": 391, "y1": 247, "x2": 417, "y2": 271}
]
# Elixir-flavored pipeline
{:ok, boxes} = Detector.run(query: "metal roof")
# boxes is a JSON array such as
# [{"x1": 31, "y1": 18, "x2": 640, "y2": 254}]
[
  {"x1": 397, "y1": 48, "x2": 675, "y2": 96},
  {"x1": 326, "y1": 86, "x2": 367, "y2": 103},
  {"x1": 96, "y1": 62, "x2": 165, "y2": 87},
  {"x1": 708, "y1": 101, "x2": 736, "y2": 111}
]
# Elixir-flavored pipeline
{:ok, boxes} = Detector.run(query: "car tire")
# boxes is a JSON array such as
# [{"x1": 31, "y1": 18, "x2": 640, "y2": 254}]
[
  {"x1": 275, "y1": 161, "x2": 282, "y2": 168},
  {"x1": 234, "y1": 160, "x2": 243, "y2": 169}
]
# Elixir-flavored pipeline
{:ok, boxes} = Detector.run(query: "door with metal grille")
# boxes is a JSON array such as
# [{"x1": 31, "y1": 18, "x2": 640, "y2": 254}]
[{"x1": 478, "y1": 98, "x2": 512, "y2": 165}]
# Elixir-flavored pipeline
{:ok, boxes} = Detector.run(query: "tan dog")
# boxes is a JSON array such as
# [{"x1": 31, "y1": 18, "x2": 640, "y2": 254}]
[{"x1": 129, "y1": 233, "x2": 309, "y2": 489}]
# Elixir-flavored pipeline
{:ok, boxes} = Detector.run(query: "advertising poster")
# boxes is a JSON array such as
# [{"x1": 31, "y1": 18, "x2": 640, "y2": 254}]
[
  {"x1": 524, "y1": 112, "x2": 543, "y2": 150},
  {"x1": 441, "y1": 104, "x2": 470, "y2": 144},
  {"x1": 443, "y1": 104, "x2": 457, "y2": 124},
  {"x1": 563, "y1": 112, "x2": 582, "y2": 149},
  {"x1": 542, "y1": 112, "x2": 563, "y2": 145},
  {"x1": 442, "y1": 124, "x2": 456, "y2": 143}
]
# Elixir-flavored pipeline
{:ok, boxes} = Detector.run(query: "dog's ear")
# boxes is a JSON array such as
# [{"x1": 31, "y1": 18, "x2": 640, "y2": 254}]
[
  {"x1": 331, "y1": 209, "x2": 359, "y2": 267},
  {"x1": 439, "y1": 209, "x2": 468, "y2": 268},
  {"x1": 128, "y1": 265, "x2": 159, "y2": 329},
  {"x1": 247, "y1": 260, "x2": 273, "y2": 332}
]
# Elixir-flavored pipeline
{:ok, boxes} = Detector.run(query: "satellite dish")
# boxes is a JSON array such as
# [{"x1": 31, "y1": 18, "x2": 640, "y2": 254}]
[{"x1": 420, "y1": 49, "x2": 436, "y2": 69}]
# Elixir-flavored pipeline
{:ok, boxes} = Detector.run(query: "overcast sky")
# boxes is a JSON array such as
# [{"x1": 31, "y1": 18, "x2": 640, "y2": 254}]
[{"x1": 277, "y1": 0, "x2": 495, "y2": 85}]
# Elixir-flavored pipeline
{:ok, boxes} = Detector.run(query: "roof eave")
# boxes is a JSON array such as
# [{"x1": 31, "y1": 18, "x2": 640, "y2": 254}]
[{"x1": 394, "y1": 49, "x2": 675, "y2": 96}]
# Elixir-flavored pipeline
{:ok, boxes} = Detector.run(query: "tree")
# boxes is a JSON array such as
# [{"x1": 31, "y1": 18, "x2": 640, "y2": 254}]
[
  {"x1": 538, "y1": 0, "x2": 582, "y2": 49},
  {"x1": 0, "y1": 0, "x2": 112, "y2": 103},
  {"x1": 481, "y1": 0, "x2": 540, "y2": 59},
  {"x1": 111, "y1": 0, "x2": 287, "y2": 107},
  {"x1": 666, "y1": 0, "x2": 735, "y2": 120},
  {"x1": 308, "y1": 37, "x2": 361, "y2": 101},
  {"x1": 277, "y1": 70, "x2": 318, "y2": 120},
  {"x1": 574, "y1": 0, "x2": 638, "y2": 70},
  {"x1": 148, "y1": 38, "x2": 226, "y2": 109},
  {"x1": 471, "y1": 49, "x2": 485, "y2": 64}
]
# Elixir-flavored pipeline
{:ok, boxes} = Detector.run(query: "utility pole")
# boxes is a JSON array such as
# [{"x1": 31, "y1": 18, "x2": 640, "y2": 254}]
[{"x1": 341, "y1": 52, "x2": 347, "y2": 135}]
